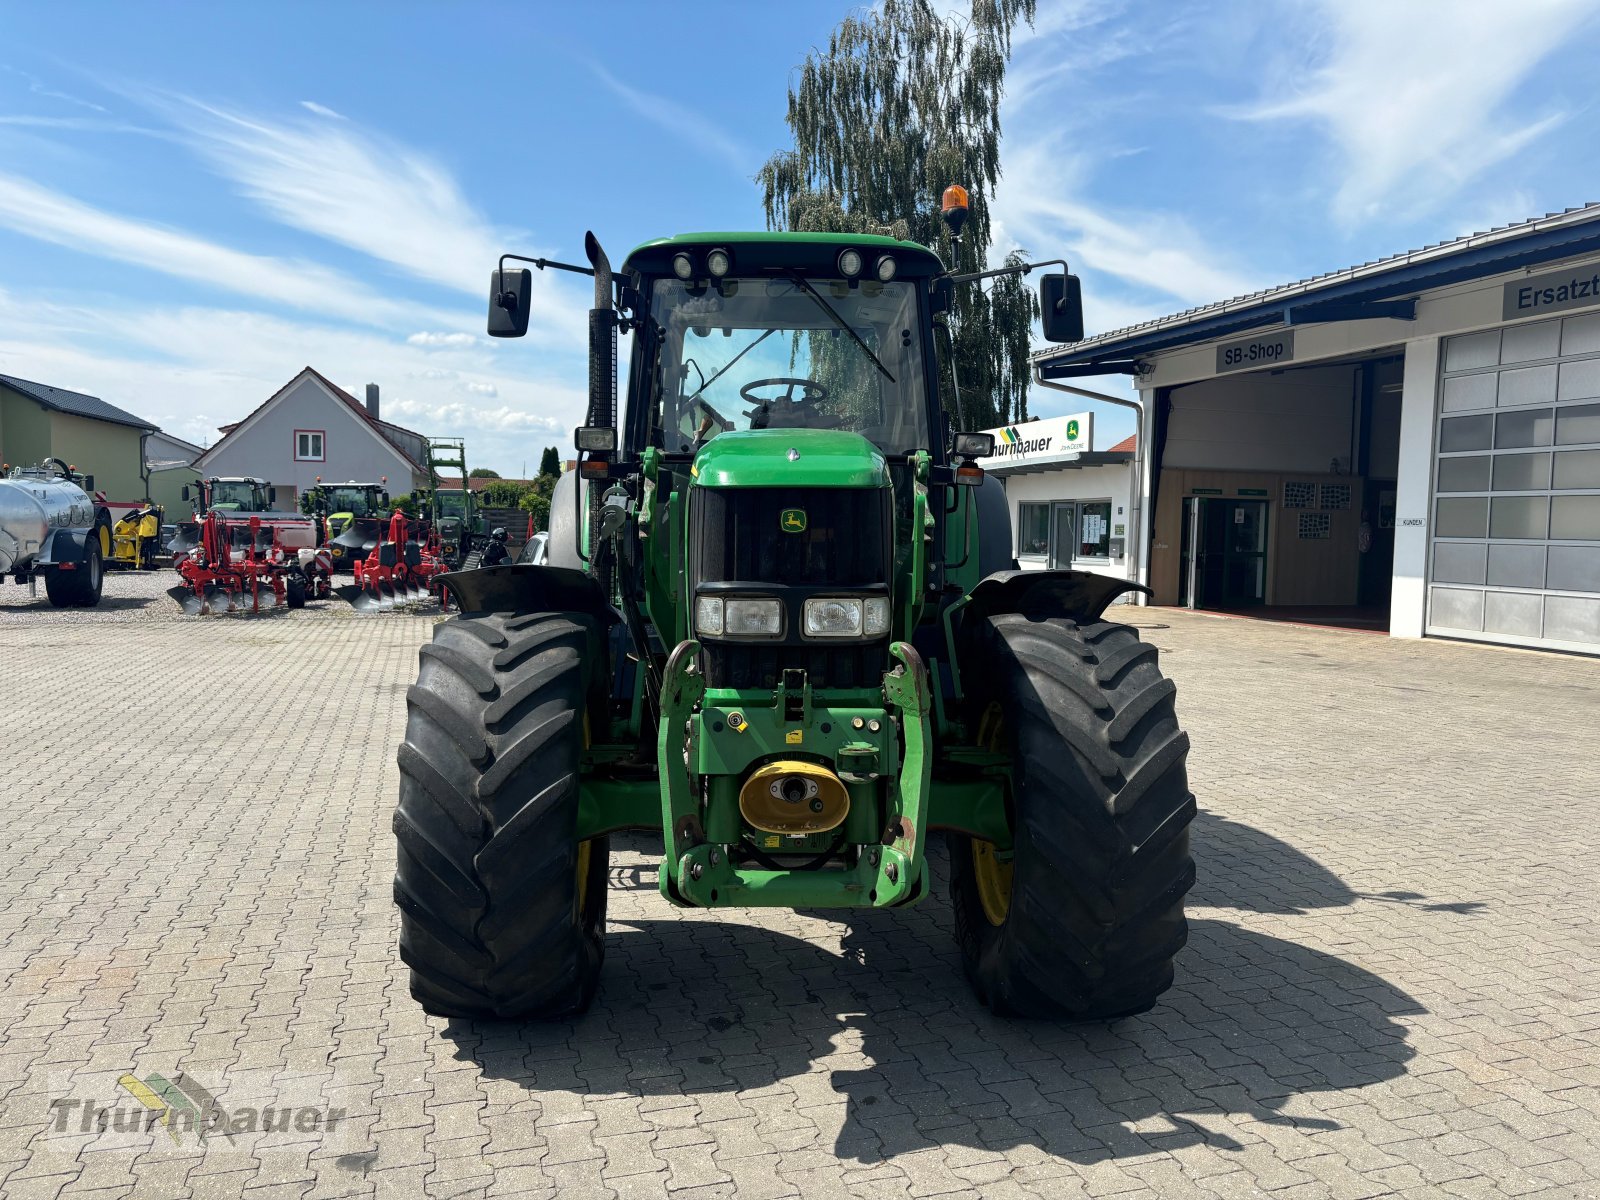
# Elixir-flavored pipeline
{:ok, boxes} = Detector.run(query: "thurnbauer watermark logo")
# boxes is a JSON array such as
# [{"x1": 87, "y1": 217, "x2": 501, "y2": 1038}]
[{"x1": 52, "y1": 1072, "x2": 346, "y2": 1144}]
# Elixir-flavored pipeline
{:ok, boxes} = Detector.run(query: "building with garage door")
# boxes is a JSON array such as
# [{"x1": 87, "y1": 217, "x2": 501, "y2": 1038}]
[{"x1": 1034, "y1": 203, "x2": 1600, "y2": 656}]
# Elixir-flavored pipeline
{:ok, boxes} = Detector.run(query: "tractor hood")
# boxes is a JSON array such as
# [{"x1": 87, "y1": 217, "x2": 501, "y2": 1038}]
[{"x1": 691, "y1": 429, "x2": 889, "y2": 490}]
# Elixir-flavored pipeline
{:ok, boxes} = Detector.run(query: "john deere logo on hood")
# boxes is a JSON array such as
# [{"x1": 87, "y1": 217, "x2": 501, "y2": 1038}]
[{"x1": 780, "y1": 508, "x2": 807, "y2": 533}]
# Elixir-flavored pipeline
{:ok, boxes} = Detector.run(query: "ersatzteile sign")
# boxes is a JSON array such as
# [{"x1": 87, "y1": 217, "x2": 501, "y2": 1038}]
[
  {"x1": 1502, "y1": 265, "x2": 1600, "y2": 321},
  {"x1": 1216, "y1": 329, "x2": 1294, "y2": 374}
]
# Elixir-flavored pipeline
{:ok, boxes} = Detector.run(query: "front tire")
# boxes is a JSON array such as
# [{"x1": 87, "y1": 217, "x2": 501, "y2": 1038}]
[
  {"x1": 949, "y1": 613, "x2": 1195, "y2": 1020},
  {"x1": 393, "y1": 611, "x2": 609, "y2": 1019}
]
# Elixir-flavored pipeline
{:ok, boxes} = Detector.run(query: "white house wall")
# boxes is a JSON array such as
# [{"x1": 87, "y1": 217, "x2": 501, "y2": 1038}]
[{"x1": 199, "y1": 376, "x2": 423, "y2": 500}]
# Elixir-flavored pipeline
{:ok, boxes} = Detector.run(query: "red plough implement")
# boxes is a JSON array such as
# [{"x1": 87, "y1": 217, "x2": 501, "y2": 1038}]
[
  {"x1": 167, "y1": 511, "x2": 332, "y2": 615},
  {"x1": 334, "y1": 510, "x2": 449, "y2": 613}
]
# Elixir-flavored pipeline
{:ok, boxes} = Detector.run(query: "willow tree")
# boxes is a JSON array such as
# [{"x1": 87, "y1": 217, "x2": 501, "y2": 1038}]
[{"x1": 758, "y1": 0, "x2": 1039, "y2": 430}]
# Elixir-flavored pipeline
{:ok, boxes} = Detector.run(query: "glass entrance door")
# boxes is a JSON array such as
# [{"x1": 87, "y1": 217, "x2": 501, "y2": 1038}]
[
  {"x1": 1181, "y1": 497, "x2": 1268, "y2": 608},
  {"x1": 1048, "y1": 502, "x2": 1077, "y2": 568}
]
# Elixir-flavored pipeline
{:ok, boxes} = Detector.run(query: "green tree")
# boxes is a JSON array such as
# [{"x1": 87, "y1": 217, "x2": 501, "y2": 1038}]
[
  {"x1": 538, "y1": 446, "x2": 560, "y2": 478},
  {"x1": 469, "y1": 467, "x2": 501, "y2": 479},
  {"x1": 758, "y1": 0, "x2": 1039, "y2": 431}
]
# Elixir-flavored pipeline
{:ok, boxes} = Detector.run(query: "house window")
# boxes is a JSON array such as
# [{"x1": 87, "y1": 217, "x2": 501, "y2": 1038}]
[
  {"x1": 1017, "y1": 503, "x2": 1050, "y2": 556},
  {"x1": 1078, "y1": 500, "x2": 1112, "y2": 558},
  {"x1": 294, "y1": 430, "x2": 325, "y2": 462}
]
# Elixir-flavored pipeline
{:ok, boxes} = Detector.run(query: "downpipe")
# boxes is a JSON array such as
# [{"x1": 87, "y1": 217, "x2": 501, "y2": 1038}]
[{"x1": 1032, "y1": 364, "x2": 1146, "y2": 599}]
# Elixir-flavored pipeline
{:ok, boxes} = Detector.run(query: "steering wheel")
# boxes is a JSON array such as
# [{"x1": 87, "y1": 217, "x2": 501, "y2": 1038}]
[{"x1": 738, "y1": 377, "x2": 830, "y2": 416}]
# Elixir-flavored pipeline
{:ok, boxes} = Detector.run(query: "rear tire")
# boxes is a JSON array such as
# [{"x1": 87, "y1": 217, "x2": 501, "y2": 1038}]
[
  {"x1": 286, "y1": 576, "x2": 308, "y2": 608},
  {"x1": 44, "y1": 538, "x2": 104, "y2": 608},
  {"x1": 949, "y1": 613, "x2": 1194, "y2": 1020},
  {"x1": 393, "y1": 611, "x2": 609, "y2": 1019}
]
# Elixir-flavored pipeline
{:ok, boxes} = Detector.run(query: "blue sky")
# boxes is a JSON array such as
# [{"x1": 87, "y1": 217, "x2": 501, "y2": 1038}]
[{"x1": 2, "y1": 0, "x2": 1598, "y2": 473}]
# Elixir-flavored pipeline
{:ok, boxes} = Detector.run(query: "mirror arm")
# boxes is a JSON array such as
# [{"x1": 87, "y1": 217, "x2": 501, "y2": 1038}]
[
  {"x1": 498, "y1": 251, "x2": 594, "y2": 279},
  {"x1": 943, "y1": 257, "x2": 1068, "y2": 286}
]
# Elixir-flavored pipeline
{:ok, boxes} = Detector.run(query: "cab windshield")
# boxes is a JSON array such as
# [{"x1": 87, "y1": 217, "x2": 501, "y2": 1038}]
[
  {"x1": 211, "y1": 481, "x2": 265, "y2": 510},
  {"x1": 646, "y1": 277, "x2": 930, "y2": 455},
  {"x1": 327, "y1": 488, "x2": 374, "y2": 515},
  {"x1": 436, "y1": 491, "x2": 468, "y2": 518}
]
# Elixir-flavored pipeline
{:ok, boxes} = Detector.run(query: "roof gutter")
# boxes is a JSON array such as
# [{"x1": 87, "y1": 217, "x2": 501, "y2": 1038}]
[{"x1": 1032, "y1": 364, "x2": 1145, "y2": 596}]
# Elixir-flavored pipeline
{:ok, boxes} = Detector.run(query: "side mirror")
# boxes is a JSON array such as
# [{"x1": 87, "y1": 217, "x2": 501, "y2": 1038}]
[
  {"x1": 1040, "y1": 273, "x2": 1085, "y2": 344},
  {"x1": 269, "y1": 487, "x2": 278, "y2": 504},
  {"x1": 82, "y1": 474, "x2": 95, "y2": 492},
  {"x1": 381, "y1": 492, "x2": 390, "y2": 508},
  {"x1": 181, "y1": 486, "x2": 191, "y2": 502},
  {"x1": 488, "y1": 267, "x2": 532, "y2": 338},
  {"x1": 953, "y1": 431, "x2": 995, "y2": 459}
]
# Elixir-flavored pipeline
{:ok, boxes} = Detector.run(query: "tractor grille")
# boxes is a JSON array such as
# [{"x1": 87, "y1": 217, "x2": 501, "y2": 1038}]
[{"x1": 691, "y1": 487, "x2": 891, "y2": 690}]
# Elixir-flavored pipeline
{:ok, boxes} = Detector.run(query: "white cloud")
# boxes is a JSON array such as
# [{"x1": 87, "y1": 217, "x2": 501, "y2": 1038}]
[
  {"x1": 298, "y1": 100, "x2": 345, "y2": 119},
  {"x1": 991, "y1": 141, "x2": 1263, "y2": 314},
  {"x1": 0, "y1": 287, "x2": 587, "y2": 471},
  {"x1": 1230, "y1": 0, "x2": 1594, "y2": 224},
  {"x1": 587, "y1": 62, "x2": 749, "y2": 174},
  {"x1": 407, "y1": 331, "x2": 480, "y2": 348},
  {"x1": 0, "y1": 172, "x2": 448, "y2": 329},
  {"x1": 465, "y1": 381, "x2": 498, "y2": 397},
  {"x1": 2, "y1": 66, "x2": 107, "y2": 113}
]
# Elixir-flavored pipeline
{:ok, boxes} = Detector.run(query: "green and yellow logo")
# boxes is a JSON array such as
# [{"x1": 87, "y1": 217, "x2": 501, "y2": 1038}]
[
  {"x1": 780, "y1": 508, "x2": 807, "y2": 533},
  {"x1": 999, "y1": 427, "x2": 1020, "y2": 445},
  {"x1": 1066, "y1": 419, "x2": 1080, "y2": 441}
]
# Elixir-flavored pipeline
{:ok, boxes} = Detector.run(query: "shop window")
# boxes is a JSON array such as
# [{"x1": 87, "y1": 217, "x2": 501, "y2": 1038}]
[
  {"x1": 1494, "y1": 408, "x2": 1553, "y2": 449},
  {"x1": 1553, "y1": 450, "x2": 1600, "y2": 490},
  {"x1": 1435, "y1": 496, "x2": 1488, "y2": 539},
  {"x1": 1077, "y1": 501, "x2": 1112, "y2": 558},
  {"x1": 294, "y1": 430, "x2": 325, "y2": 462},
  {"x1": 1017, "y1": 503, "x2": 1049, "y2": 556},
  {"x1": 1556, "y1": 402, "x2": 1600, "y2": 446},
  {"x1": 1439, "y1": 415, "x2": 1493, "y2": 452},
  {"x1": 1437, "y1": 456, "x2": 1491, "y2": 492},
  {"x1": 1492, "y1": 453, "x2": 1550, "y2": 492}
]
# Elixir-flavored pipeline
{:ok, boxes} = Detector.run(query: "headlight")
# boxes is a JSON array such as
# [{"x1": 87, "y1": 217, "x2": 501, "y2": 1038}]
[
  {"x1": 837, "y1": 248, "x2": 863, "y2": 278},
  {"x1": 802, "y1": 596, "x2": 891, "y2": 638},
  {"x1": 695, "y1": 595, "x2": 783, "y2": 639},
  {"x1": 672, "y1": 252, "x2": 695, "y2": 280},
  {"x1": 875, "y1": 254, "x2": 897, "y2": 282},
  {"x1": 706, "y1": 248, "x2": 731, "y2": 277}
]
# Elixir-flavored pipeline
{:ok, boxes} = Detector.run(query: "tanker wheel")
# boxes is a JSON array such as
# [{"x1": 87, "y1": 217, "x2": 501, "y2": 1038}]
[
  {"x1": 393, "y1": 610, "x2": 609, "y2": 1019},
  {"x1": 948, "y1": 613, "x2": 1195, "y2": 1020},
  {"x1": 285, "y1": 576, "x2": 308, "y2": 609},
  {"x1": 45, "y1": 538, "x2": 104, "y2": 608}
]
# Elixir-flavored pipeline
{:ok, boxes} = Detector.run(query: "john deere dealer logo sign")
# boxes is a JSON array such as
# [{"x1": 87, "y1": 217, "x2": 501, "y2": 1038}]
[{"x1": 978, "y1": 412, "x2": 1092, "y2": 468}]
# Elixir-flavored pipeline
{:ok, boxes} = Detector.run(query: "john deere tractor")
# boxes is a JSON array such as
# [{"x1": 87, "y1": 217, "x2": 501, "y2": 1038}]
[{"x1": 393, "y1": 214, "x2": 1194, "y2": 1022}]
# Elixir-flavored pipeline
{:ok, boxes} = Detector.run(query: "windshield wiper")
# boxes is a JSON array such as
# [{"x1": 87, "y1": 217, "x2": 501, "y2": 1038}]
[{"x1": 787, "y1": 273, "x2": 895, "y2": 383}]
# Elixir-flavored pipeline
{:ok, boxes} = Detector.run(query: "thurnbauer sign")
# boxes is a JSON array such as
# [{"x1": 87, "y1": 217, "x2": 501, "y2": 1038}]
[{"x1": 974, "y1": 412, "x2": 1093, "y2": 470}]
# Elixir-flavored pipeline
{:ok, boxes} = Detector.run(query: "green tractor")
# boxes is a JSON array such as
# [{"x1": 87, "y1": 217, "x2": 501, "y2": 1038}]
[
  {"x1": 306, "y1": 480, "x2": 391, "y2": 571},
  {"x1": 392, "y1": 217, "x2": 1194, "y2": 1021}
]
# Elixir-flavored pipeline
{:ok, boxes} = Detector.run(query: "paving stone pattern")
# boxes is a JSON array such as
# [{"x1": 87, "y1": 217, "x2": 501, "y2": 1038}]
[{"x1": 1, "y1": 577, "x2": 1597, "y2": 1198}]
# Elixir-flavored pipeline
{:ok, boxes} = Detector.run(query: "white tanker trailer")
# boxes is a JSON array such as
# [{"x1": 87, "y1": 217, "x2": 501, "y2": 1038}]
[{"x1": 0, "y1": 459, "x2": 109, "y2": 607}]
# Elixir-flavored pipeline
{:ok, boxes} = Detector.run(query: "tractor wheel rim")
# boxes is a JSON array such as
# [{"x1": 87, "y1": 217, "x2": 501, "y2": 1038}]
[
  {"x1": 972, "y1": 701, "x2": 1013, "y2": 927},
  {"x1": 88, "y1": 552, "x2": 101, "y2": 590}
]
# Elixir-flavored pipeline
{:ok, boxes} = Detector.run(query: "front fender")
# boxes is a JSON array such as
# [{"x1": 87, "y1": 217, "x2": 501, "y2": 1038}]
[
  {"x1": 962, "y1": 569, "x2": 1149, "y2": 628},
  {"x1": 439, "y1": 562, "x2": 617, "y2": 626}
]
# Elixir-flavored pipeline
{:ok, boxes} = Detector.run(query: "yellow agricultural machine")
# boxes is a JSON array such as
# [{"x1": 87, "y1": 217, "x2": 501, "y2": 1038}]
[{"x1": 106, "y1": 503, "x2": 164, "y2": 570}]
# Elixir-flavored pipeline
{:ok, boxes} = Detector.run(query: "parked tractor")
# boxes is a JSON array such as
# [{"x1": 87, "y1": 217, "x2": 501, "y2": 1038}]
[
  {"x1": 392, "y1": 215, "x2": 1194, "y2": 1022},
  {"x1": 166, "y1": 476, "x2": 312, "y2": 560},
  {"x1": 334, "y1": 510, "x2": 447, "y2": 612},
  {"x1": 306, "y1": 480, "x2": 390, "y2": 572},
  {"x1": 166, "y1": 508, "x2": 332, "y2": 615},
  {"x1": 427, "y1": 485, "x2": 481, "y2": 569},
  {"x1": 0, "y1": 459, "x2": 109, "y2": 607}
]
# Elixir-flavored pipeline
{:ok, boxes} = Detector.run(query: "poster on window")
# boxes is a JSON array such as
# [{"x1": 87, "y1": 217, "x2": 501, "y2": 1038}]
[{"x1": 1082, "y1": 513, "x2": 1105, "y2": 544}]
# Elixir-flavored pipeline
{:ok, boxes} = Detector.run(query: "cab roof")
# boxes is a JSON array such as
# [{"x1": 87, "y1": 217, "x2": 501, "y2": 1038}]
[{"x1": 623, "y1": 231, "x2": 946, "y2": 279}]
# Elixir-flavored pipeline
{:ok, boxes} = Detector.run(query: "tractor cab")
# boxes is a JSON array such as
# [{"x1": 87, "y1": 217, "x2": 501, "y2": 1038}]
[{"x1": 189, "y1": 476, "x2": 275, "y2": 515}]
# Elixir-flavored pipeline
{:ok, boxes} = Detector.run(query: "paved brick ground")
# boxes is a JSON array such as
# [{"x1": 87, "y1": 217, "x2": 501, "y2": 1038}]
[{"x1": 1, "y1": 582, "x2": 1597, "y2": 1199}]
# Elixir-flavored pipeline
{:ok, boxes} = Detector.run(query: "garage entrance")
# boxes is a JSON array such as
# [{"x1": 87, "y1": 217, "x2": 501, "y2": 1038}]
[{"x1": 1149, "y1": 351, "x2": 1403, "y2": 629}]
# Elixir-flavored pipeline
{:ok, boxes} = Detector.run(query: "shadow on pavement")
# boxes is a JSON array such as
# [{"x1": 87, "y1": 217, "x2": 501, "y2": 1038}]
[
  {"x1": 1192, "y1": 810, "x2": 1487, "y2": 915},
  {"x1": 443, "y1": 846, "x2": 1424, "y2": 1165}
]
